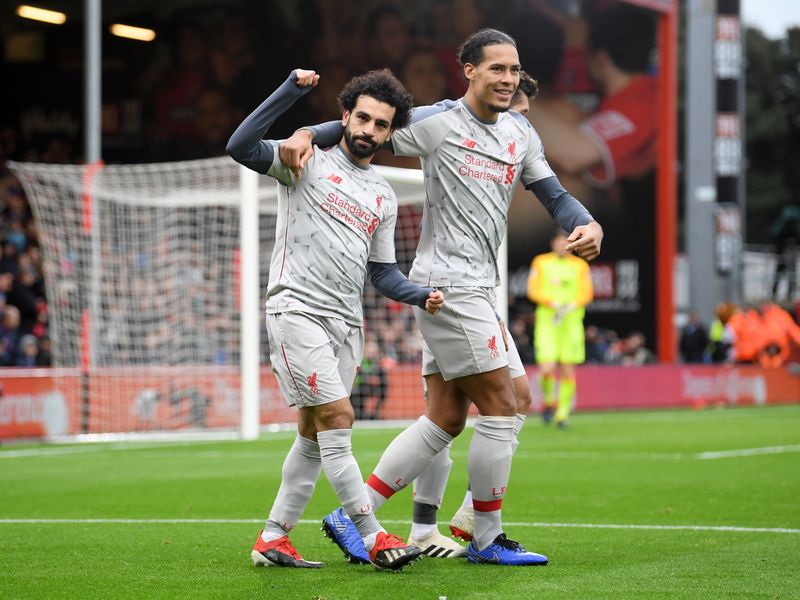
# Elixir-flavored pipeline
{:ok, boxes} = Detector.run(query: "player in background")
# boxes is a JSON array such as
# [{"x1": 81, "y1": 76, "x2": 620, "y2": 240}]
[
  {"x1": 280, "y1": 29, "x2": 603, "y2": 566},
  {"x1": 528, "y1": 229, "x2": 594, "y2": 427},
  {"x1": 227, "y1": 67, "x2": 444, "y2": 571}
]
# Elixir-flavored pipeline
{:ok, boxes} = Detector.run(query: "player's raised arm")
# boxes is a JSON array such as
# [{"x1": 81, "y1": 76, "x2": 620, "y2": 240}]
[{"x1": 226, "y1": 69, "x2": 319, "y2": 176}]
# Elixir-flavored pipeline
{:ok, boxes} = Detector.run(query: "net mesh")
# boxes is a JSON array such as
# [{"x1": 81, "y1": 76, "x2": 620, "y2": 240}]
[{"x1": 8, "y1": 157, "x2": 428, "y2": 435}]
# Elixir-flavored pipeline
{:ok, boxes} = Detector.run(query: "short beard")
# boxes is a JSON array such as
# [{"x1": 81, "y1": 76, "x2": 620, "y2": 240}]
[
  {"x1": 343, "y1": 128, "x2": 379, "y2": 159},
  {"x1": 487, "y1": 102, "x2": 511, "y2": 114}
]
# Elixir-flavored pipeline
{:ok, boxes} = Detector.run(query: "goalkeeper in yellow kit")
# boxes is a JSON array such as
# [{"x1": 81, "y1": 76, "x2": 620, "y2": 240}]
[{"x1": 528, "y1": 229, "x2": 593, "y2": 427}]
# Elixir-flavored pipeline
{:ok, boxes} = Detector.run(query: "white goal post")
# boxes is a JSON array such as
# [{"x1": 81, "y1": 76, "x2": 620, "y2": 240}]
[{"x1": 8, "y1": 157, "x2": 507, "y2": 441}]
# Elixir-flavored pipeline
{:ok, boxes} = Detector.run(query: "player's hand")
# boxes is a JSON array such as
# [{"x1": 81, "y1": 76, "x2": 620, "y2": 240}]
[
  {"x1": 565, "y1": 221, "x2": 603, "y2": 261},
  {"x1": 279, "y1": 129, "x2": 315, "y2": 180},
  {"x1": 499, "y1": 319, "x2": 510, "y2": 351},
  {"x1": 293, "y1": 69, "x2": 320, "y2": 88},
  {"x1": 425, "y1": 290, "x2": 445, "y2": 315}
]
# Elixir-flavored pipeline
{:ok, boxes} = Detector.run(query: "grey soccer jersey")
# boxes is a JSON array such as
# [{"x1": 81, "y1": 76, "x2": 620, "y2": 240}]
[
  {"x1": 391, "y1": 101, "x2": 555, "y2": 287},
  {"x1": 265, "y1": 144, "x2": 398, "y2": 326}
]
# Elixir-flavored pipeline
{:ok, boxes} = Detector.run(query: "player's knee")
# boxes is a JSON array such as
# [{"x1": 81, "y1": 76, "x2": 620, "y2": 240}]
[
  {"x1": 426, "y1": 408, "x2": 467, "y2": 437},
  {"x1": 315, "y1": 399, "x2": 355, "y2": 431},
  {"x1": 477, "y1": 387, "x2": 516, "y2": 417}
]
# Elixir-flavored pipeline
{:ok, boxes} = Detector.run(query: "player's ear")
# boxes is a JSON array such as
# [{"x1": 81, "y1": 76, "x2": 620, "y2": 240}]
[
  {"x1": 464, "y1": 63, "x2": 476, "y2": 82},
  {"x1": 341, "y1": 110, "x2": 350, "y2": 126}
]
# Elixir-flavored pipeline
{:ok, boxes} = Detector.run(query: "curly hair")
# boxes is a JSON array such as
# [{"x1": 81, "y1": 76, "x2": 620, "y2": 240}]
[
  {"x1": 337, "y1": 69, "x2": 414, "y2": 129},
  {"x1": 457, "y1": 28, "x2": 516, "y2": 68},
  {"x1": 515, "y1": 70, "x2": 539, "y2": 100}
]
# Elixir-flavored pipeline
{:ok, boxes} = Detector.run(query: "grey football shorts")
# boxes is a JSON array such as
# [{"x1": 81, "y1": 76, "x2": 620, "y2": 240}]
[
  {"x1": 413, "y1": 287, "x2": 510, "y2": 381},
  {"x1": 266, "y1": 310, "x2": 363, "y2": 408}
]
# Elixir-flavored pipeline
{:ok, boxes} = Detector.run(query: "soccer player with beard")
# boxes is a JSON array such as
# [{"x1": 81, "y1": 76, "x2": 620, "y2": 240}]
[
  {"x1": 227, "y1": 67, "x2": 444, "y2": 571},
  {"x1": 281, "y1": 29, "x2": 603, "y2": 566}
]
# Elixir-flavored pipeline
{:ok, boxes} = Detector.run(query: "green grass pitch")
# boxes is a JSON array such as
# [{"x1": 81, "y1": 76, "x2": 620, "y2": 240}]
[{"x1": 1, "y1": 405, "x2": 799, "y2": 599}]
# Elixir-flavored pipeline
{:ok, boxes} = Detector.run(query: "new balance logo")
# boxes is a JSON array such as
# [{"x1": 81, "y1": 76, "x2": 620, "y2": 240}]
[
  {"x1": 327, "y1": 173, "x2": 342, "y2": 184},
  {"x1": 463, "y1": 138, "x2": 477, "y2": 148},
  {"x1": 307, "y1": 372, "x2": 319, "y2": 396},
  {"x1": 488, "y1": 335, "x2": 500, "y2": 359}
]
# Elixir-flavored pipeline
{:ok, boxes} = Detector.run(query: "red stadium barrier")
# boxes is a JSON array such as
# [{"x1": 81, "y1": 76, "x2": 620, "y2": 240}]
[{"x1": 1, "y1": 364, "x2": 798, "y2": 440}]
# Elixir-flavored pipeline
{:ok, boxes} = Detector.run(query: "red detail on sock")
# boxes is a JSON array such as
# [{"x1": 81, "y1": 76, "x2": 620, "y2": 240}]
[
  {"x1": 366, "y1": 474, "x2": 395, "y2": 499},
  {"x1": 473, "y1": 498, "x2": 503, "y2": 512}
]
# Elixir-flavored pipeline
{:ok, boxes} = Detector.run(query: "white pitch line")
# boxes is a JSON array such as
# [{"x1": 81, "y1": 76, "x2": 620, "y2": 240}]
[
  {"x1": 695, "y1": 444, "x2": 800, "y2": 460},
  {"x1": 0, "y1": 447, "x2": 688, "y2": 461},
  {"x1": 0, "y1": 518, "x2": 797, "y2": 534}
]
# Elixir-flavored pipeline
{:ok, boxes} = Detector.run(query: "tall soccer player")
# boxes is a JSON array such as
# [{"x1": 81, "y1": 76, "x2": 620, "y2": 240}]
[
  {"x1": 227, "y1": 67, "x2": 444, "y2": 571},
  {"x1": 440, "y1": 70, "x2": 542, "y2": 548},
  {"x1": 400, "y1": 70, "x2": 543, "y2": 556},
  {"x1": 281, "y1": 29, "x2": 603, "y2": 566}
]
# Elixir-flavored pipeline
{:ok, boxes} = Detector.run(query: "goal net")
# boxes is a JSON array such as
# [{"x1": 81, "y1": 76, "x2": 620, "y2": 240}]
[{"x1": 8, "y1": 157, "x2": 430, "y2": 439}]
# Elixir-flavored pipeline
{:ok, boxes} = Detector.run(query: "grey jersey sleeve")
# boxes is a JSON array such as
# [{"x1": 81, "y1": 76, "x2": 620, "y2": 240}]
[
  {"x1": 368, "y1": 262, "x2": 433, "y2": 308},
  {"x1": 226, "y1": 71, "x2": 312, "y2": 174},
  {"x1": 527, "y1": 176, "x2": 595, "y2": 231}
]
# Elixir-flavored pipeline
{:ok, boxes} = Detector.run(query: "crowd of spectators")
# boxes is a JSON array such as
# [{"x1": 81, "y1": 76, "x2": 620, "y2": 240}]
[
  {"x1": 681, "y1": 299, "x2": 800, "y2": 368},
  {"x1": 0, "y1": 166, "x2": 50, "y2": 366}
]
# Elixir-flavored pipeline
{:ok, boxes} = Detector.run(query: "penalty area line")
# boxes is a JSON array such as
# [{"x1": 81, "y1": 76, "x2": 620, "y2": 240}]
[{"x1": 0, "y1": 518, "x2": 797, "y2": 534}]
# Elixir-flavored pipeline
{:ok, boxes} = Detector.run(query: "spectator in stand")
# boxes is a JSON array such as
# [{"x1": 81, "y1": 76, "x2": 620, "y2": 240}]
[
  {"x1": 375, "y1": 44, "x2": 451, "y2": 169},
  {"x1": 365, "y1": 3, "x2": 415, "y2": 73},
  {"x1": 208, "y1": 9, "x2": 262, "y2": 119},
  {"x1": 0, "y1": 304, "x2": 21, "y2": 366},
  {"x1": 509, "y1": 316, "x2": 535, "y2": 364},
  {"x1": 603, "y1": 329, "x2": 623, "y2": 363},
  {"x1": 727, "y1": 304, "x2": 766, "y2": 364},
  {"x1": 584, "y1": 324, "x2": 607, "y2": 364},
  {"x1": 758, "y1": 300, "x2": 800, "y2": 368},
  {"x1": 1, "y1": 239, "x2": 19, "y2": 274},
  {"x1": 8, "y1": 254, "x2": 45, "y2": 334},
  {"x1": 708, "y1": 301, "x2": 736, "y2": 364},
  {"x1": 425, "y1": 0, "x2": 487, "y2": 98},
  {"x1": 14, "y1": 334, "x2": 39, "y2": 367},
  {"x1": 400, "y1": 44, "x2": 449, "y2": 107},
  {"x1": 147, "y1": 19, "x2": 211, "y2": 160},
  {"x1": 187, "y1": 86, "x2": 238, "y2": 158},
  {"x1": 679, "y1": 311, "x2": 710, "y2": 363},
  {"x1": 619, "y1": 331, "x2": 657, "y2": 366},
  {"x1": 351, "y1": 336, "x2": 389, "y2": 420},
  {"x1": 36, "y1": 333, "x2": 52, "y2": 367}
]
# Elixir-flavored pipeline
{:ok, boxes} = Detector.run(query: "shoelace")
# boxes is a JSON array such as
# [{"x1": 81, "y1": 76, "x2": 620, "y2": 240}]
[
  {"x1": 494, "y1": 534, "x2": 522, "y2": 552},
  {"x1": 377, "y1": 533, "x2": 407, "y2": 550},
  {"x1": 275, "y1": 539, "x2": 303, "y2": 560}
]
